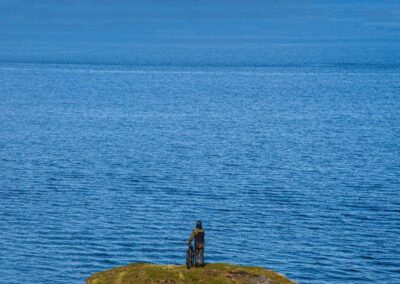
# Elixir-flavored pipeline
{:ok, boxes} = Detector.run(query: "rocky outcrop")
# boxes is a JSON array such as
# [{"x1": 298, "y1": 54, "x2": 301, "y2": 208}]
[{"x1": 86, "y1": 263, "x2": 294, "y2": 284}]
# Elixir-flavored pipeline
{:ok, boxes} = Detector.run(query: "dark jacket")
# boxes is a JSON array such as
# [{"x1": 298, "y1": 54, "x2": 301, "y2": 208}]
[{"x1": 188, "y1": 228, "x2": 205, "y2": 248}]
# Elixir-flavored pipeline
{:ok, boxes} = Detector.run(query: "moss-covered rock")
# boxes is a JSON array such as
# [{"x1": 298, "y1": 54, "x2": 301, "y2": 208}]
[{"x1": 86, "y1": 263, "x2": 294, "y2": 284}]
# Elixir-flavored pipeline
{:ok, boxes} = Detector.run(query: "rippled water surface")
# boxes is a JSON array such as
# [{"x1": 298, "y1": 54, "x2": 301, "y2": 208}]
[{"x1": 1, "y1": 64, "x2": 399, "y2": 283}]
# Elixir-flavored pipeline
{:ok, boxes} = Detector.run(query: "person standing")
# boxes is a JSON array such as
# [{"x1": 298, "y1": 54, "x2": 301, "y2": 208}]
[{"x1": 187, "y1": 220, "x2": 205, "y2": 266}]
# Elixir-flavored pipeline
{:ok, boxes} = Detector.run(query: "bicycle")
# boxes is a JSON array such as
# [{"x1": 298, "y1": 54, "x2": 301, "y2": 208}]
[{"x1": 186, "y1": 241, "x2": 195, "y2": 269}]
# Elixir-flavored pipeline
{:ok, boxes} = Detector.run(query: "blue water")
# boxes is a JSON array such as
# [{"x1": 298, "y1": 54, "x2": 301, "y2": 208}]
[
  {"x1": 1, "y1": 1, "x2": 400, "y2": 284},
  {"x1": 1, "y1": 64, "x2": 399, "y2": 284}
]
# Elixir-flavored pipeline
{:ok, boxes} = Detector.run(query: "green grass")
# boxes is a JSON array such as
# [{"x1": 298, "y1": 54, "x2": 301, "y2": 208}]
[{"x1": 86, "y1": 263, "x2": 295, "y2": 284}]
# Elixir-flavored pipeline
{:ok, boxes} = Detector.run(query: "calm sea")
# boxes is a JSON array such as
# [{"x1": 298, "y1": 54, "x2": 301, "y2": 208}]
[
  {"x1": 1, "y1": 1, "x2": 400, "y2": 283},
  {"x1": 1, "y1": 64, "x2": 399, "y2": 283}
]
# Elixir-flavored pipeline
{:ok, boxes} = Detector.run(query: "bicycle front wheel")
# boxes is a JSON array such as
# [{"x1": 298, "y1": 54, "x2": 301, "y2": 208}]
[{"x1": 186, "y1": 249, "x2": 192, "y2": 269}]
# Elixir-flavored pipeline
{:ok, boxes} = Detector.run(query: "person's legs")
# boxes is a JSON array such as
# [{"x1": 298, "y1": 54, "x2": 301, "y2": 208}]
[
  {"x1": 194, "y1": 248, "x2": 200, "y2": 265},
  {"x1": 199, "y1": 248, "x2": 204, "y2": 265}
]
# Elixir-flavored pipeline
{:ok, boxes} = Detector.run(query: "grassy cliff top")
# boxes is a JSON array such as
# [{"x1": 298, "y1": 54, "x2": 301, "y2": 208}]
[{"x1": 86, "y1": 263, "x2": 294, "y2": 284}]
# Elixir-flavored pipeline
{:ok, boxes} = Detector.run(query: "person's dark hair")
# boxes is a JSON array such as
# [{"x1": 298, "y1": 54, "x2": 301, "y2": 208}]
[{"x1": 196, "y1": 220, "x2": 202, "y2": 229}]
